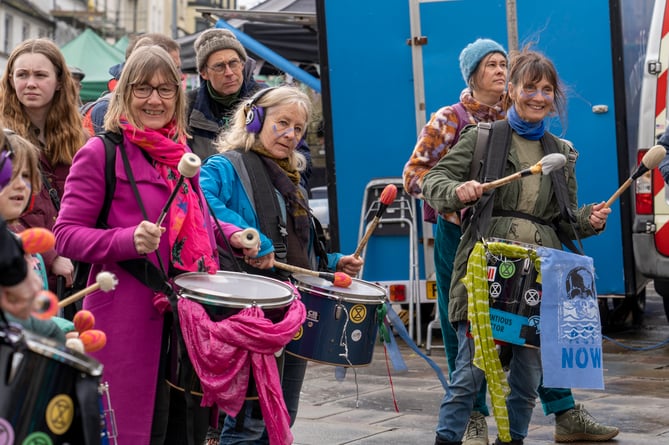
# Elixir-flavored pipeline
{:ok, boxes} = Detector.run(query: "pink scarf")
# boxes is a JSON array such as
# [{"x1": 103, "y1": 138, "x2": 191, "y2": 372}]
[
  {"x1": 120, "y1": 118, "x2": 217, "y2": 273},
  {"x1": 177, "y1": 294, "x2": 306, "y2": 445}
]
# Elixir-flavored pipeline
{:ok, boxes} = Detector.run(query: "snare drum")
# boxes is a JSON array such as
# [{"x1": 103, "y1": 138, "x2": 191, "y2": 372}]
[
  {"x1": 484, "y1": 238, "x2": 541, "y2": 347},
  {"x1": 171, "y1": 271, "x2": 296, "y2": 399},
  {"x1": 286, "y1": 274, "x2": 386, "y2": 366},
  {"x1": 0, "y1": 325, "x2": 104, "y2": 444}
]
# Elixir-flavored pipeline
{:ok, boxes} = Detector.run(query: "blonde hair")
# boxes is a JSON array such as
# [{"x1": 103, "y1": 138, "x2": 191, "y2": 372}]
[
  {"x1": 104, "y1": 45, "x2": 188, "y2": 139},
  {"x1": 0, "y1": 38, "x2": 85, "y2": 166},
  {"x1": 215, "y1": 86, "x2": 312, "y2": 171}
]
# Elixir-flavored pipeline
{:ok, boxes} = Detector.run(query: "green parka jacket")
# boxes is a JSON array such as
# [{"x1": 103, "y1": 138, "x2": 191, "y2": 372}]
[{"x1": 422, "y1": 123, "x2": 601, "y2": 324}]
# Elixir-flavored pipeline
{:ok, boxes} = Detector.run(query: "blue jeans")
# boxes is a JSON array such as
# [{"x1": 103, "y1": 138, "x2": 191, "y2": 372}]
[
  {"x1": 220, "y1": 353, "x2": 307, "y2": 444},
  {"x1": 435, "y1": 322, "x2": 542, "y2": 442},
  {"x1": 434, "y1": 218, "x2": 489, "y2": 416}
]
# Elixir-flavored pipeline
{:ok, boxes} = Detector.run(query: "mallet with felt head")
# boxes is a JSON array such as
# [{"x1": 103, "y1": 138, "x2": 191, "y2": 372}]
[
  {"x1": 156, "y1": 153, "x2": 201, "y2": 226},
  {"x1": 604, "y1": 144, "x2": 666, "y2": 208},
  {"x1": 481, "y1": 153, "x2": 567, "y2": 192},
  {"x1": 239, "y1": 228, "x2": 353, "y2": 288}
]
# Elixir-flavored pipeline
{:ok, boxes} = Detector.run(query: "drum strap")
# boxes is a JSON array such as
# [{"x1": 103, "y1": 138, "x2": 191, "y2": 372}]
[{"x1": 241, "y1": 151, "x2": 289, "y2": 264}]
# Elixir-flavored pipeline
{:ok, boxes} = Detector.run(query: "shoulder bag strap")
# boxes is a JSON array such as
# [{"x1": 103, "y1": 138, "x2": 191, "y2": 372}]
[{"x1": 541, "y1": 134, "x2": 585, "y2": 254}]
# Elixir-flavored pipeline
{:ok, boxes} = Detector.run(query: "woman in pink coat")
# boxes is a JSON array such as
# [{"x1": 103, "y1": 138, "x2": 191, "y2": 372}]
[{"x1": 53, "y1": 44, "x2": 259, "y2": 445}]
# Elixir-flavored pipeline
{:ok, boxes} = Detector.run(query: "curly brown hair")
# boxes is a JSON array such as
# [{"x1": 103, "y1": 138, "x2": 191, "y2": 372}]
[{"x1": 0, "y1": 38, "x2": 85, "y2": 166}]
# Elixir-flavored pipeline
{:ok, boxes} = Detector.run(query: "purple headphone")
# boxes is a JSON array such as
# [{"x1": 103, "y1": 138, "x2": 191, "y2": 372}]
[
  {"x1": 0, "y1": 131, "x2": 14, "y2": 191},
  {"x1": 244, "y1": 87, "x2": 277, "y2": 134}
]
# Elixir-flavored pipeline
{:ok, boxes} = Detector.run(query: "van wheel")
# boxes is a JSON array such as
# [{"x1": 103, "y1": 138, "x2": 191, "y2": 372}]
[{"x1": 653, "y1": 279, "x2": 669, "y2": 323}]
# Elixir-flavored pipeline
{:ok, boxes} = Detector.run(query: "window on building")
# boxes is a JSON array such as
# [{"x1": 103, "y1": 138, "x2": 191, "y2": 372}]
[
  {"x1": 22, "y1": 22, "x2": 29, "y2": 41},
  {"x1": 4, "y1": 14, "x2": 13, "y2": 54}
]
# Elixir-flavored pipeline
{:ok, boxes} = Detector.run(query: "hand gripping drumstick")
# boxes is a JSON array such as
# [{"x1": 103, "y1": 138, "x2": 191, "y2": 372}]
[
  {"x1": 481, "y1": 153, "x2": 567, "y2": 192},
  {"x1": 58, "y1": 271, "x2": 118, "y2": 308},
  {"x1": 353, "y1": 184, "x2": 398, "y2": 258},
  {"x1": 239, "y1": 227, "x2": 353, "y2": 288},
  {"x1": 604, "y1": 144, "x2": 666, "y2": 208},
  {"x1": 155, "y1": 153, "x2": 201, "y2": 226}
]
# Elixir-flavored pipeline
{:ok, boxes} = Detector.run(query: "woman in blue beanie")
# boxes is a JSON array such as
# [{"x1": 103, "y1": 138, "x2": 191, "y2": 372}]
[{"x1": 403, "y1": 37, "x2": 507, "y2": 443}]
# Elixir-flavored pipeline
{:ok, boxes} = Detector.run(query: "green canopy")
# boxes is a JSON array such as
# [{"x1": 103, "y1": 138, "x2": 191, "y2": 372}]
[
  {"x1": 61, "y1": 29, "x2": 124, "y2": 103},
  {"x1": 114, "y1": 35, "x2": 129, "y2": 55}
]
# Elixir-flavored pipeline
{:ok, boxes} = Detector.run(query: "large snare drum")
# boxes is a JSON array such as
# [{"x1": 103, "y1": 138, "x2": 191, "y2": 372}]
[
  {"x1": 484, "y1": 238, "x2": 541, "y2": 347},
  {"x1": 0, "y1": 326, "x2": 104, "y2": 444},
  {"x1": 172, "y1": 271, "x2": 296, "y2": 399},
  {"x1": 286, "y1": 274, "x2": 386, "y2": 366}
]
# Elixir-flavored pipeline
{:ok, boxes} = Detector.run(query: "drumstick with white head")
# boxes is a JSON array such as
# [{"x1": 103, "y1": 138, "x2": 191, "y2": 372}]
[
  {"x1": 58, "y1": 272, "x2": 118, "y2": 308},
  {"x1": 481, "y1": 153, "x2": 567, "y2": 192},
  {"x1": 155, "y1": 153, "x2": 201, "y2": 226},
  {"x1": 354, "y1": 184, "x2": 398, "y2": 258},
  {"x1": 604, "y1": 144, "x2": 665, "y2": 208},
  {"x1": 239, "y1": 228, "x2": 353, "y2": 288}
]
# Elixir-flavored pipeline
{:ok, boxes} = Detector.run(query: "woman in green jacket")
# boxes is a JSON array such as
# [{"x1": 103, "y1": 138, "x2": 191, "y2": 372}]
[{"x1": 423, "y1": 48, "x2": 612, "y2": 445}]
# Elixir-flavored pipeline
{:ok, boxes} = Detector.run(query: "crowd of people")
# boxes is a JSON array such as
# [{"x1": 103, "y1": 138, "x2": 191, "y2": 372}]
[{"x1": 0, "y1": 28, "x2": 631, "y2": 445}]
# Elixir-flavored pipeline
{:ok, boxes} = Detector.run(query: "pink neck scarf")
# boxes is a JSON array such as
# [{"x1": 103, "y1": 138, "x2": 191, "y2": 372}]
[
  {"x1": 177, "y1": 294, "x2": 306, "y2": 445},
  {"x1": 120, "y1": 118, "x2": 217, "y2": 273}
]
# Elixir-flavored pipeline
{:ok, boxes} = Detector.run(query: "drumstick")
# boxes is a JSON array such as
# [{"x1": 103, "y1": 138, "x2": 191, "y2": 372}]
[
  {"x1": 238, "y1": 228, "x2": 353, "y2": 288},
  {"x1": 273, "y1": 261, "x2": 353, "y2": 288},
  {"x1": 58, "y1": 271, "x2": 118, "y2": 308},
  {"x1": 481, "y1": 153, "x2": 566, "y2": 192},
  {"x1": 156, "y1": 153, "x2": 201, "y2": 226},
  {"x1": 604, "y1": 144, "x2": 665, "y2": 208},
  {"x1": 353, "y1": 184, "x2": 398, "y2": 258}
]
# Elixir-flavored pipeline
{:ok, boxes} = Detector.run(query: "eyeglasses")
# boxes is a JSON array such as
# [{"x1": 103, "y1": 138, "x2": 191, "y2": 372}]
[
  {"x1": 206, "y1": 59, "x2": 242, "y2": 73},
  {"x1": 131, "y1": 83, "x2": 179, "y2": 99}
]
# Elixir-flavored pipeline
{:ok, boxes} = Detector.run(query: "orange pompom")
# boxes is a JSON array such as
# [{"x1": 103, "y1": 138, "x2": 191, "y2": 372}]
[
  {"x1": 19, "y1": 228, "x2": 55, "y2": 255},
  {"x1": 80, "y1": 329, "x2": 107, "y2": 353},
  {"x1": 333, "y1": 272, "x2": 352, "y2": 288},
  {"x1": 32, "y1": 290, "x2": 58, "y2": 320},
  {"x1": 73, "y1": 310, "x2": 96, "y2": 333}
]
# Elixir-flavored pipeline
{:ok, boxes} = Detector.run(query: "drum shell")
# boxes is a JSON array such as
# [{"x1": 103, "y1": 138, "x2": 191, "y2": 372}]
[
  {"x1": 170, "y1": 271, "x2": 295, "y2": 399},
  {"x1": 485, "y1": 239, "x2": 542, "y2": 347},
  {"x1": 286, "y1": 274, "x2": 386, "y2": 367},
  {"x1": 0, "y1": 328, "x2": 103, "y2": 444}
]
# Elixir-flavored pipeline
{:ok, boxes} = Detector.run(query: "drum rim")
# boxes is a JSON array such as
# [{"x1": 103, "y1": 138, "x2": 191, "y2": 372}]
[
  {"x1": 175, "y1": 271, "x2": 296, "y2": 309},
  {"x1": 20, "y1": 330, "x2": 104, "y2": 376},
  {"x1": 292, "y1": 273, "x2": 386, "y2": 304}
]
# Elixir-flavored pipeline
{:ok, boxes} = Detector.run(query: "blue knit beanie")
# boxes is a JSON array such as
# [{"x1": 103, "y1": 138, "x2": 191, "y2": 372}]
[{"x1": 459, "y1": 38, "x2": 507, "y2": 84}]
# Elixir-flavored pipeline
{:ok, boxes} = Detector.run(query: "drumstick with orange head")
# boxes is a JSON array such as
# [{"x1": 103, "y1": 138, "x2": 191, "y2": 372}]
[
  {"x1": 156, "y1": 153, "x2": 201, "y2": 226},
  {"x1": 481, "y1": 153, "x2": 567, "y2": 192},
  {"x1": 18, "y1": 227, "x2": 55, "y2": 254},
  {"x1": 273, "y1": 261, "x2": 352, "y2": 288},
  {"x1": 58, "y1": 272, "x2": 118, "y2": 308},
  {"x1": 354, "y1": 184, "x2": 398, "y2": 258},
  {"x1": 604, "y1": 144, "x2": 665, "y2": 208},
  {"x1": 239, "y1": 228, "x2": 352, "y2": 288}
]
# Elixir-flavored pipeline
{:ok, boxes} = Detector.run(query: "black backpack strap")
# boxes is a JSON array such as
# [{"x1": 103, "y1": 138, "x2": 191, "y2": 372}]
[
  {"x1": 467, "y1": 121, "x2": 512, "y2": 240},
  {"x1": 97, "y1": 131, "x2": 122, "y2": 228},
  {"x1": 541, "y1": 135, "x2": 585, "y2": 254}
]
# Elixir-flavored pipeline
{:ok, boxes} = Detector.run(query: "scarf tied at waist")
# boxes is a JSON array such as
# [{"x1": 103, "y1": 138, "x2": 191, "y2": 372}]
[{"x1": 177, "y1": 293, "x2": 306, "y2": 445}]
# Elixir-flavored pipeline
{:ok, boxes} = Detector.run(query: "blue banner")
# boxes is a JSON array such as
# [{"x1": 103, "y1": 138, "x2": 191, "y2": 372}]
[{"x1": 538, "y1": 247, "x2": 604, "y2": 389}]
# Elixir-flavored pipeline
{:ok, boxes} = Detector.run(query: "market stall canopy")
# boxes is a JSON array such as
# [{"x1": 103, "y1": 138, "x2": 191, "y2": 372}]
[
  {"x1": 178, "y1": 1, "x2": 318, "y2": 74},
  {"x1": 61, "y1": 29, "x2": 125, "y2": 102}
]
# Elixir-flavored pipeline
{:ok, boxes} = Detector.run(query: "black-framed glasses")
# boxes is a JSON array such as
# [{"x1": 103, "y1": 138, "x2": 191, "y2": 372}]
[
  {"x1": 131, "y1": 83, "x2": 179, "y2": 99},
  {"x1": 206, "y1": 59, "x2": 242, "y2": 73}
]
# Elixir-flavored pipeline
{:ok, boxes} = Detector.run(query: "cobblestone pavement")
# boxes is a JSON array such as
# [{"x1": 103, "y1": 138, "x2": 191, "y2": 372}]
[{"x1": 292, "y1": 291, "x2": 669, "y2": 444}]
